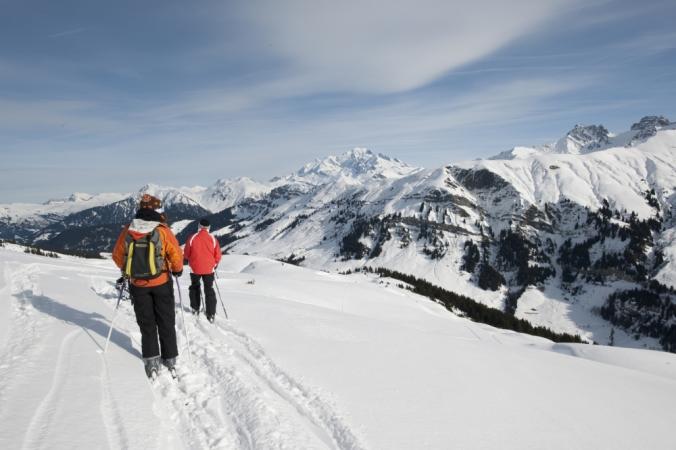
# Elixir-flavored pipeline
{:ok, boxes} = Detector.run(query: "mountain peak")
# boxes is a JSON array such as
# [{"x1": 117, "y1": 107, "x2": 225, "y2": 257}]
[
  {"x1": 628, "y1": 115, "x2": 672, "y2": 145},
  {"x1": 67, "y1": 192, "x2": 94, "y2": 202},
  {"x1": 137, "y1": 183, "x2": 162, "y2": 194},
  {"x1": 292, "y1": 148, "x2": 417, "y2": 184},
  {"x1": 44, "y1": 192, "x2": 94, "y2": 205},
  {"x1": 553, "y1": 124, "x2": 610, "y2": 155},
  {"x1": 630, "y1": 115, "x2": 670, "y2": 131},
  {"x1": 345, "y1": 147, "x2": 374, "y2": 158},
  {"x1": 200, "y1": 176, "x2": 272, "y2": 210}
]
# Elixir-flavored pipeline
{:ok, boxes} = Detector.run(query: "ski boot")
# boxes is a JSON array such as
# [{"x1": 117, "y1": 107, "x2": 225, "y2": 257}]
[
  {"x1": 143, "y1": 356, "x2": 161, "y2": 380},
  {"x1": 207, "y1": 314, "x2": 215, "y2": 324},
  {"x1": 162, "y1": 357, "x2": 178, "y2": 379}
]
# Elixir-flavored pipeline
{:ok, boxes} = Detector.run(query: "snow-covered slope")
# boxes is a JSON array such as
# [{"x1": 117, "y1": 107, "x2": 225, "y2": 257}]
[
  {"x1": 183, "y1": 117, "x2": 676, "y2": 352},
  {"x1": 460, "y1": 127, "x2": 676, "y2": 218},
  {"x1": 283, "y1": 147, "x2": 421, "y2": 185},
  {"x1": 0, "y1": 178, "x2": 269, "y2": 242},
  {"x1": 182, "y1": 177, "x2": 274, "y2": 213},
  {"x1": 489, "y1": 115, "x2": 675, "y2": 160},
  {"x1": 0, "y1": 192, "x2": 128, "y2": 242},
  {"x1": 0, "y1": 192, "x2": 127, "y2": 225},
  {"x1": 2, "y1": 247, "x2": 676, "y2": 449}
]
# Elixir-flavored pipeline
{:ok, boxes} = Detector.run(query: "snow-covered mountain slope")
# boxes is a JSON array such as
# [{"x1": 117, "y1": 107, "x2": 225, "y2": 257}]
[
  {"x1": 21, "y1": 186, "x2": 213, "y2": 254},
  {"x1": 0, "y1": 192, "x2": 127, "y2": 222},
  {"x1": 181, "y1": 177, "x2": 275, "y2": 212},
  {"x1": 179, "y1": 117, "x2": 676, "y2": 352},
  {"x1": 460, "y1": 126, "x2": 676, "y2": 218},
  {"x1": 0, "y1": 192, "x2": 127, "y2": 230},
  {"x1": 283, "y1": 147, "x2": 421, "y2": 186},
  {"x1": 0, "y1": 192, "x2": 129, "y2": 244},
  {"x1": 491, "y1": 123, "x2": 613, "y2": 159},
  {"x1": 0, "y1": 178, "x2": 270, "y2": 244},
  {"x1": 490, "y1": 115, "x2": 675, "y2": 159},
  {"x1": 2, "y1": 247, "x2": 676, "y2": 449}
]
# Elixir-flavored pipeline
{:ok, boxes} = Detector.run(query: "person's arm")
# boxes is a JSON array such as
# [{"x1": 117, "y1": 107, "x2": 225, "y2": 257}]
[
  {"x1": 162, "y1": 228, "x2": 184, "y2": 274},
  {"x1": 183, "y1": 234, "x2": 192, "y2": 260},
  {"x1": 111, "y1": 225, "x2": 129, "y2": 269}
]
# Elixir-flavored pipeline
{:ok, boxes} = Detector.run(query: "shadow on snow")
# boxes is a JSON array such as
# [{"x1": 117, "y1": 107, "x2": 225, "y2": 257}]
[{"x1": 20, "y1": 290, "x2": 141, "y2": 358}]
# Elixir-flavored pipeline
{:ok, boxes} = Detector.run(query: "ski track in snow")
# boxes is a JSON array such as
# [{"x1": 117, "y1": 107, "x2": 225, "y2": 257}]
[
  {"x1": 0, "y1": 264, "x2": 47, "y2": 415},
  {"x1": 95, "y1": 282, "x2": 365, "y2": 450},
  {"x1": 21, "y1": 328, "x2": 81, "y2": 450},
  {"x1": 211, "y1": 319, "x2": 366, "y2": 450},
  {"x1": 100, "y1": 358, "x2": 131, "y2": 450}
]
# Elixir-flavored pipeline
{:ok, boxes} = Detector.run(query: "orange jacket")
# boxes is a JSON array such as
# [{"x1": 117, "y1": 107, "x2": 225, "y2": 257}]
[
  {"x1": 112, "y1": 220, "x2": 183, "y2": 288},
  {"x1": 184, "y1": 229, "x2": 222, "y2": 275}
]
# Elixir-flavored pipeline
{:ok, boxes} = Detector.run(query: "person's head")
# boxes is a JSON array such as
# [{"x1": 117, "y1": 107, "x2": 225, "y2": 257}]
[
  {"x1": 199, "y1": 218, "x2": 210, "y2": 231},
  {"x1": 138, "y1": 194, "x2": 167, "y2": 223}
]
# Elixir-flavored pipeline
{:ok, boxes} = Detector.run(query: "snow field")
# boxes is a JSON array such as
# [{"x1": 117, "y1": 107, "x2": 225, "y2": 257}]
[{"x1": 1, "y1": 248, "x2": 676, "y2": 449}]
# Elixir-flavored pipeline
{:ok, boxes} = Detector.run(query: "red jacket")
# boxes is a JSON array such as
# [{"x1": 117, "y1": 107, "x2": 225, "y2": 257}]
[{"x1": 184, "y1": 229, "x2": 222, "y2": 275}]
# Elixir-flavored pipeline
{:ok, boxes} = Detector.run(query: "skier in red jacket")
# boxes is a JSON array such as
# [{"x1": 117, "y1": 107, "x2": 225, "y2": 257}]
[{"x1": 183, "y1": 218, "x2": 222, "y2": 322}]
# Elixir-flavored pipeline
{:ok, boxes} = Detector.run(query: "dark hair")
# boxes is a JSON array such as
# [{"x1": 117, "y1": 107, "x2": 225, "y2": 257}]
[{"x1": 199, "y1": 218, "x2": 210, "y2": 227}]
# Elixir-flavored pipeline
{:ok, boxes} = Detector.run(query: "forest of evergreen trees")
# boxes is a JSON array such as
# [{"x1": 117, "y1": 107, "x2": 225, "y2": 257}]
[
  {"x1": 347, "y1": 266, "x2": 583, "y2": 344},
  {"x1": 600, "y1": 281, "x2": 676, "y2": 352}
]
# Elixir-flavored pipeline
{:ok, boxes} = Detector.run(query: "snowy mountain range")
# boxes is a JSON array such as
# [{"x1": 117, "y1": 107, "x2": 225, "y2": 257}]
[
  {"x1": 490, "y1": 115, "x2": 673, "y2": 159},
  {"x1": 2, "y1": 115, "x2": 675, "y2": 352}
]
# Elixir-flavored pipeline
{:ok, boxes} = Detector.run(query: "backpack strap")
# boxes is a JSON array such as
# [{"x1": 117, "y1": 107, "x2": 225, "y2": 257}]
[
  {"x1": 148, "y1": 235, "x2": 157, "y2": 276},
  {"x1": 149, "y1": 227, "x2": 165, "y2": 273},
  {"x1": 124, "y1": 234, "x2": 135, "y2": 278}
]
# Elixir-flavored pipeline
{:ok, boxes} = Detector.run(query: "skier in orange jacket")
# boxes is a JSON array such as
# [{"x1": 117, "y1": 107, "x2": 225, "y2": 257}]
[{"x1": 112, "y1": 194, "x2": 183, "y2": 377}]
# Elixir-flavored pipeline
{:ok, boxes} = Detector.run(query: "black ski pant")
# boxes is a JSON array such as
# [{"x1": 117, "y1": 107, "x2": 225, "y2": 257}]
[
  {"x1": 130, "y1": 280, "x2": 178, "y2": 359},
  {"x1": 189, "y1": 273, "x2": 217, "y2": 316}
]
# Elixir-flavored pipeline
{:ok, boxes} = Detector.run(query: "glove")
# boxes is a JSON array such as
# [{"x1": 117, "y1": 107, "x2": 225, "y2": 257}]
[{"x1": 172, "y1": 270, "x2": 183, "y2": 278}]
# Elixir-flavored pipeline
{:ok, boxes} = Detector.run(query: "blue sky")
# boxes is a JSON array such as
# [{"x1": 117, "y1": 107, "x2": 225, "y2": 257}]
[{"x1": 1, "y1": 0, "x2": 675, "y2": 202}]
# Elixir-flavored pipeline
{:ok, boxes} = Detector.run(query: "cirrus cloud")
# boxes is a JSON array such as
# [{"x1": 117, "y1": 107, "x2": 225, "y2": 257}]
[{"x1": 229, "y1": 0, "x2": 590, "y2": 93}]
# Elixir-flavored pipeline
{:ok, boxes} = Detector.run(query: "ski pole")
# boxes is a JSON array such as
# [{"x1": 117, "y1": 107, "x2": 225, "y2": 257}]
[
  {"x1": 104, "y1": 279, "x2": 126, "y2": 353},
  {"x1": 214, "y1": 271, "x2": 229, "y2": 319},
  {"x1": 174, "y1": 275, "x2": 193, "y2": 364}
]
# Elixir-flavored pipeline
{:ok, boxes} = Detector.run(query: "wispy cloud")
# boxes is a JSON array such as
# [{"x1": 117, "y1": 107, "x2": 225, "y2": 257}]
[
  {"x1": 0, "y1": 98, "x2": 118, "y2": 134},
  {"x1": 562, "y1": 0, "x2": 672, "y2": 29},
  {"x1": 287, "y1": 77, "x2": 595, "y2": 145},
  {"x1": 612, "y1": 31, "x2": 676, "y2": 56},
  {"x1": 226, "y1": 0, "x2": 589, "y2": 94},
  {"x1": 48, "y1": 27, "x2": 87, "y2": 39}
]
